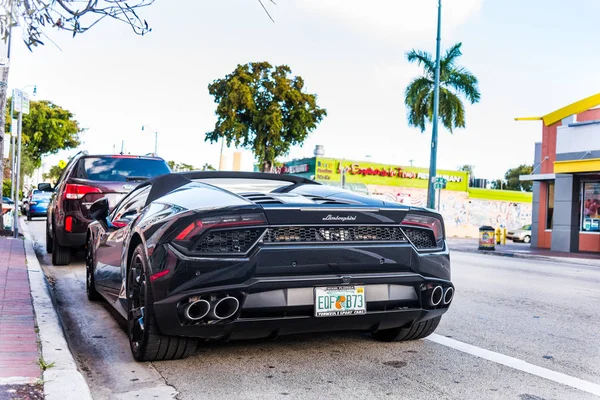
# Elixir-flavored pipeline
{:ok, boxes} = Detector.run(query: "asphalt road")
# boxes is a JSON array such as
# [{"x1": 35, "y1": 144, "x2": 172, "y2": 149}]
[{"x1": 23, "y1": 218, "x2": 600, "y2": 400}]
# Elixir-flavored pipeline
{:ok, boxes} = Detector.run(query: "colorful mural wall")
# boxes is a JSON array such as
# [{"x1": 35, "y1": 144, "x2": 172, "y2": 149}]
[
  {"x1": 279, "y1": 157, "x2": 533, "y2": 238},
  {"x1": 368, "y1": 185, "x2": 532, "y2": 238}
]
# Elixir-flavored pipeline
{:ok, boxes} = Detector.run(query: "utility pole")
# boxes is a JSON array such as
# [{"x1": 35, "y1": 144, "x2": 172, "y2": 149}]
[
  {"x1": 141, "y1": 125, "x2": 158, "y2": 155},
  {"x1": 409, "y1": 159, "x2": 414, "y2": 167},
  {"x1": 426, "y1": 0, "x2": 443, "y2": 210},
  {"x1": 12, "y1": 89, "x2": 28, "y2": 238}
]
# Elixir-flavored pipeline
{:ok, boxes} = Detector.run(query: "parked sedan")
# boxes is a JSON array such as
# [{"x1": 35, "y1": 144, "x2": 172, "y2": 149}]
[
  {"x1": 506, "y1": 224, "x2": 532, "y2": 243},
  {"x1": 27, "y1": 192, "x2": 52, "y2": 221},
  {"x1": 86, "y1": 171, "x2": 454, "y2": 361}
]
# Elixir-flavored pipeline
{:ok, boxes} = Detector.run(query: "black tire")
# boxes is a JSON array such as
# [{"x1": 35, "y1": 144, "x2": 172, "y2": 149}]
[
  {"x1": 371, "y1": 316, "x2": 442, "y2": 342},
  {"x1": 127, "y1": 244, "x2": 197, "y2": 361},
  {"x1": 46, "y1": 222, "x2": 53, "y2": 254},
  {"x1": 46, "y1": 219, "x2": 52, "y2": 254},
  {"x1": 85, "y1": 235, "x2": 101, "y2": 301},
  {"x1": 51, "y1": 228, "x2": 71, "y2": 266},
  {"x1": 523, "y1": 235, "x2": 531, "y2": 244}
]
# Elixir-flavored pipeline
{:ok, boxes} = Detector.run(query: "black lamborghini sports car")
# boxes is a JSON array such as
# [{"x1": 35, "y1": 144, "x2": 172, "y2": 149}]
[{"x1": 86, "y1": 171, "x2": 454, "y2": 361}]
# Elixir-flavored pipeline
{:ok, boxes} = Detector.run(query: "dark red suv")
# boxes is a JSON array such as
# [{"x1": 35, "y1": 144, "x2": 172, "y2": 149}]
[{"x1": 46, "y1": 152, "x2": 171, "y2": 265}]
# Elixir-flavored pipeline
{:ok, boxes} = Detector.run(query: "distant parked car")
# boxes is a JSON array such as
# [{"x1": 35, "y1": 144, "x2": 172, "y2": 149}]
[
  {"x1": 506, "y1": 224, "x2": 532, "y2": 243},
  {"x1": 46, "y1": 151, "x2": 171, "y2": 266},
  {"x1": 2, "y1": 196, "x2": 14, "y2": 205},
  {"x1": 27, "y1": 192, "x2": 52, "y2": 221},
  {"x1": 22, "y1": 190, "x2": 42, "y2": 214}
]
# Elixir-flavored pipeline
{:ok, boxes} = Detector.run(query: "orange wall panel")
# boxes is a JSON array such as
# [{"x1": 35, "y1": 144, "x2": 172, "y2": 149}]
[
  {"x1": 579, "y1": 234, "x2": 600, "y2": 252},
  {"x1": 536, "y1": 183, "x2": 551, "y2": 249},
  {"x1": 577, "y1": 108, "x2": 600, "y2": 122},
  {"x1": 541, "y1": 121, "x2": 560, "y2": 174}
]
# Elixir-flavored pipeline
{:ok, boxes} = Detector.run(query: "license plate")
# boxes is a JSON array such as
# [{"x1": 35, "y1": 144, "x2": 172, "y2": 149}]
[{"x1": 314, "y1": 286, "x2": 366, "y2": 317}]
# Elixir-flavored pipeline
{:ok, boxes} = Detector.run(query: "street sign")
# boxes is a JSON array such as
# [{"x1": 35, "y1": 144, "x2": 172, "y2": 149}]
[
  {"x1": 435, "y1": 176, "x2": 447, "y2": 183},
  {"x1": 12, "y1": 89, "x2": 22, "y2": 113},
  {"x1": 21, "y1": 93, "x2": 30, "y2": 114},
  {"x1": 3, "y1": 134, "x2": 10, "y2": 158},
  {"x1": 58, "y1": 160, "x2": 67, "y2": 169},
  {"x1": 434, "y1": 181, "x2": 447, "y2": 190}
]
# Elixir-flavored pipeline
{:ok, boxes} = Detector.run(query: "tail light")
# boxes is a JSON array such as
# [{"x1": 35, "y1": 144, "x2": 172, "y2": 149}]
[
  {"x1": 401, "y1": 213, "x2": 444, "y2": 242},
  {"x1": 174, "y1": 213, "x2": 267, "y2": 244},
  {"x1": 64, "y1": 184, "x2": 101, "y2": 200}
]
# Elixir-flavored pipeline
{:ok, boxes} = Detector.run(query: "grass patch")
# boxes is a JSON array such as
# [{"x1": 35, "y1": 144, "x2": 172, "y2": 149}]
[{"x1": 37, "y1": 357, "x2": 55, "y2": 371}]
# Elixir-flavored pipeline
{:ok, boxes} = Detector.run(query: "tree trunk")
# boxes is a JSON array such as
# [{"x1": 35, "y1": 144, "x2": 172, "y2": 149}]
[{"x1": 261, "y1": 160, "x2": 273, "y2": 173}]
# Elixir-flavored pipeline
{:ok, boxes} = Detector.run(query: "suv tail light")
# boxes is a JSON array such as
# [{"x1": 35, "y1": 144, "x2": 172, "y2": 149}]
[
  {"x1": 174, "y1": 213, "x2": 267, "y2": 244},
  {"x1": 64, "y1": 184, "x2": 101, "y2": 200},
  {"x1": 401, "y1": 213, "x2": 444, "y2": 242}
]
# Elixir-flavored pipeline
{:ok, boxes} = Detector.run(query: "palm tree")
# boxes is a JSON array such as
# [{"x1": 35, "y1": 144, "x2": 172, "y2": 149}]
[{"x1": 405, "y1": 42, "x2": 480, "y2": 133}]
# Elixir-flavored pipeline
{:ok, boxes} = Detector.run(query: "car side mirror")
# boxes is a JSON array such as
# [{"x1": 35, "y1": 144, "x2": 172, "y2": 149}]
[
  {"x1": 38, "y1": 182, "x2": 53, "y2": 192},
  {"x1": 90, "y1": 198, "x2": 109, "y2": 222}
]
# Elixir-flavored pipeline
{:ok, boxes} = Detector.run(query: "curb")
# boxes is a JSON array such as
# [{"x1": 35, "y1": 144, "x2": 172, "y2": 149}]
[
  {"x1": 22, "y1": 229, "x2": 93, "y2": 400},
  {"x1": 450, "y1": 247, "x2": 600, "y2": 267}
]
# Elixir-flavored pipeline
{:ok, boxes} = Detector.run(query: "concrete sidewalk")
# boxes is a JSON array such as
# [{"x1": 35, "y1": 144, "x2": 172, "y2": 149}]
[{"x1": 447, "y1": 237, "x2": 600, "y2": 266}]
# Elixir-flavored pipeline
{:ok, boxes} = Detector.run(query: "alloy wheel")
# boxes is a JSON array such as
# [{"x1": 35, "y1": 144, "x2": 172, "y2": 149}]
[
  {"x1": 85, "y1": 239, "x2": 93, "y2": 295},
  {"x1": 128, "y1": 255, "x2": 146, "y2": 351}
]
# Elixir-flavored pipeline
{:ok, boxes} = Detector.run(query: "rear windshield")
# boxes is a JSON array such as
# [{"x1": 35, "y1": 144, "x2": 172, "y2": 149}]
[
  {"x1": 192, "y1": 178, "x2": 293, "y2": 194},
  {"x1": 32, "y1": 192, "x2": 52, "y2": 201},
  {"x1": 74, "y1": 157, "x2": 171, "y2": 182}
]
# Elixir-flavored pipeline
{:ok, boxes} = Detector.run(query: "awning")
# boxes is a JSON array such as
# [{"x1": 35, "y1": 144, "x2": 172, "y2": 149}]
[
  {"x1": 554, "y1": 158, "x2": 600, "y2": 174},
  {"x1": 515, "y1": 93, "x2": 600, "y2": 126},
  {"x1": 519, "y1": 173, "x2": 555, "y2": 181}
]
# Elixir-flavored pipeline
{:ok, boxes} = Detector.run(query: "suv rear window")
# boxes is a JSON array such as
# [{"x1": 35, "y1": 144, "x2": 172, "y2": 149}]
[{"x1": 73, "y1": 157, "x2": 171, "y2": 182}]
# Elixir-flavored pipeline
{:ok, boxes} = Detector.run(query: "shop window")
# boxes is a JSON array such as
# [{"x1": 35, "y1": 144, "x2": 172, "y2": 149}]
[
  {"x1": 582, "y1": 182, "x2": 600, "y2": 232},
  {"x1": 546, "y1": 182, "x2": 554, "y2": 230}
]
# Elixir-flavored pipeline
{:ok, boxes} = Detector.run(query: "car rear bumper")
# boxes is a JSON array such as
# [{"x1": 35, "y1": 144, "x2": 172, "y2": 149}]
[
  {"x1": 28, "y1": 207, "x2": 48, "y2": 216},
  {"x1": 152, "y1": 273, "x2": 453, "y2": 340}
]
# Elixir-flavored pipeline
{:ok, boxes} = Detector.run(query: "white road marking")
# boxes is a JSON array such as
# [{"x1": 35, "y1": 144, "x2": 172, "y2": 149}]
[{"x1": 427, "y1": 334, "x2": 600, "y2": 397}]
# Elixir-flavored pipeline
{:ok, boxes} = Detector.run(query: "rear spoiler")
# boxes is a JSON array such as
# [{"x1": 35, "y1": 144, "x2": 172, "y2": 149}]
[
  {"x1": 178, "y1": 171, "x2": 320, "y2": 185},
  {"x1": 141, "y1": 171, "x2": 320, "y2": 207}
]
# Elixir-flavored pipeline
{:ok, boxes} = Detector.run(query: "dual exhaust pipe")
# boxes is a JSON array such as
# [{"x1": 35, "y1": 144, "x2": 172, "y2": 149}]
[
  {"x1": 180, "y1": 296, "x2": 240, "y2": 321},
  {"x1": 429, "y1": 286, "x2": 453, "y2": 307}
]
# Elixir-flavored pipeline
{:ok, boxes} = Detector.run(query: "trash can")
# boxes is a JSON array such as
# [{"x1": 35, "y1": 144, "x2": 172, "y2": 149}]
[{"x1": 478, "y1": 226, "x2": 496, "y2": 250}]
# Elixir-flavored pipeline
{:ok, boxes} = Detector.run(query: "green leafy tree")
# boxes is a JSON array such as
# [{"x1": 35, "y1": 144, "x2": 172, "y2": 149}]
[
  {"x1": 43, "y1": 164, "x2": 65, "y2": 184},
  {"x1": 502, "y1": 165, "x2": 533, "y2": 192},
  {"x1": 167, "y1": 161, "x2": 197, "y2": 172},
  {"x1": 201, "y1": 163, "x2": 216, "y2": 171},
  {"x1": 458, "y1": 164, "x2": 474, "y2": 178},
  {"x1": 0, "y1": 0, "x2": 157, "y2": 210},
  {"x1": 206, "y1": 62, "x2": 327, "y2": 172},
  {"x1": 491, "y1": 165, "x2": 533, "y2": 191},
  {"x1": 2, "y1": 180, "x2": 10, "y2": 197},
  {"x1": 405, "y1": 42, "x2": 480, "y2": 133},
  {"x1": 178, "y1": 163, "x2": 195, "y2": 172},
  {"x1": 5, "y1": 99, "x2": 81, "y2": 172}
]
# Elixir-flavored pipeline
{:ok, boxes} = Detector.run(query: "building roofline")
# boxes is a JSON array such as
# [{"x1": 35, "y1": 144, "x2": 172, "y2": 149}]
[{"x1": 515, "y1": 92, "x2": 600, "y2": 126}]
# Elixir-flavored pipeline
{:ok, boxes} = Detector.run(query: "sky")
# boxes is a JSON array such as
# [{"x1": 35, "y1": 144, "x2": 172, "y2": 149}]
[{"x1": 6, "y1": 0, "x2": 600, "y2": 180}]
